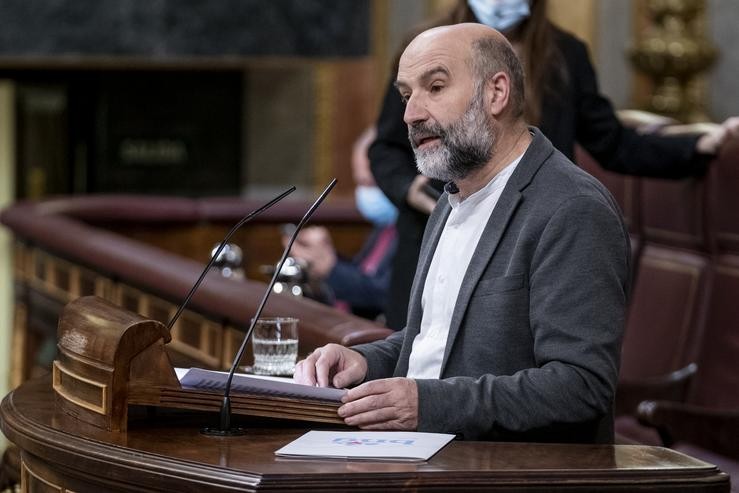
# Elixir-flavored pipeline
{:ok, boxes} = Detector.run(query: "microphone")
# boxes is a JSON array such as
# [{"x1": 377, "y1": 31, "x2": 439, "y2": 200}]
[
  {"x1": 166, "y1": 186, "x2": 296, "y2": 332},
  {"x1": 201, "y1": 178, "x2": 337, "y2": 436}
]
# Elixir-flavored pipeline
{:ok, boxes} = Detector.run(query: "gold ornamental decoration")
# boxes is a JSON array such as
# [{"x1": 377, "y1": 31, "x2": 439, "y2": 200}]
[{"x1": 630, "y1": 0, "x2": 717, "y2": 122}]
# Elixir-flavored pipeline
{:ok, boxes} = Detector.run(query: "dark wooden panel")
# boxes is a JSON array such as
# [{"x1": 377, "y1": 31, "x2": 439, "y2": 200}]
[{"x1": 88, "y1": 71, "x2": 242, "y2": 195}]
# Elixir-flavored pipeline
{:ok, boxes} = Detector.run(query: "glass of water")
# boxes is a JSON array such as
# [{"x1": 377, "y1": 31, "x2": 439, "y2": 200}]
[{"x1": 251, "y1": 317, "x2": 299, "y2": 376}]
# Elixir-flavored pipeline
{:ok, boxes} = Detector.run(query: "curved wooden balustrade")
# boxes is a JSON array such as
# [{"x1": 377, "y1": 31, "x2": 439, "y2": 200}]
[{"x1": 0, "y1": 195, "x2": 392, "y2": 381}]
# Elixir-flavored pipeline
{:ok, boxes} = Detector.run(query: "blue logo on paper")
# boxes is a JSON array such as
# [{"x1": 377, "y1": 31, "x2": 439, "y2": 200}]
[{"x1": 332, "y1": 437, "x2": 415, "y2": 446}]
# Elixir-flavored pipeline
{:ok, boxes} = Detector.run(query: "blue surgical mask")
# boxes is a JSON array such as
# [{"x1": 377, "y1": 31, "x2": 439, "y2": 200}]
[
  {"x1": 355, "y1": 186, "x2": 398, "y2": 227},
  {"x1": 467, "y1": 0, "x2": 530, "y2": 32}
]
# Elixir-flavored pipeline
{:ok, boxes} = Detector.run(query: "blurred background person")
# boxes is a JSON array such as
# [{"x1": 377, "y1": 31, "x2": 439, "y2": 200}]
[
  {"x1": 369, "y1": 0, "x2": 739, "y2": 329},
  {"x1": 286, "y1": 127, "x2": 397, "y2": 322}
]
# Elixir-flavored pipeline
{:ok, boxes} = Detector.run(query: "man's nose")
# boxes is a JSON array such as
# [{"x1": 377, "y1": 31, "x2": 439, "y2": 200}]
[{"x1": 403, "y1": 96, "x2": 429, "y2": 126}]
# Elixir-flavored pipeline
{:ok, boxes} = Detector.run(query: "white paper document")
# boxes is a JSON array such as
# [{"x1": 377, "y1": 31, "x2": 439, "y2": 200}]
[
  {"x1": 275, "y1": 430, "x2": 455, "y2": 462},
  {"x1": 176, "y1": 367, "x2": 346, "y2": 402}
]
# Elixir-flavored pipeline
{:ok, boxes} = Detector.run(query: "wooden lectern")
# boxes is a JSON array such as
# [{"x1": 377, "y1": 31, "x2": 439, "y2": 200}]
[
  {"x1": 52, "y1": 296, "x2": 342, "y2": 432},
  {"x1": 1, "y1": 296, "x2": 730, "y2": 491}
]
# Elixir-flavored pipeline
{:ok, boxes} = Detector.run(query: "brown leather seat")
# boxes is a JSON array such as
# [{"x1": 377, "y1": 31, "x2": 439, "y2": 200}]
[
  {"x1": 616, "y1": 245, "x2": 708, "y2": 417},
  {"x1": 639, "y1": 175, "x2": 707, "y2": 251},
  {"x1": 708, "y1": 136, "x2": 739, "y2": 255},
  {"x1": 576, "y1": 145, "x2": 641, "y2": 235},
  {"x1": 613, "y1": 244, "x2": 708, "y2": 446},
  {"x1": 636, "y1": 253, "x2": 739, "y2": 484},
  {"x1": 638, "y1": 138, "x2": 739, "y2": 482}
]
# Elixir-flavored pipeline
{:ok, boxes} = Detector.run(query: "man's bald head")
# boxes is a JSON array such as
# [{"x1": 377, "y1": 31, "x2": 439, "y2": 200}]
[
  {"x1": 405, "y1": 22, "x2": 505, "y2": 52},
  {"x1": 401, "y1": 23, "x2": 525, "y2": 120}
]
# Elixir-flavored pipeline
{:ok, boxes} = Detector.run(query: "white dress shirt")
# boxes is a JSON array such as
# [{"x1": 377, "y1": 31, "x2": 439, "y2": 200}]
[{"x1": 406, "y1": 154, "x2": 523, "y2": 379}]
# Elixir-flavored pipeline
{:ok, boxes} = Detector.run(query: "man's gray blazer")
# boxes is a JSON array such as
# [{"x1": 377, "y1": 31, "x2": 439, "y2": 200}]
[{"x1": 353, "y1": 128, "x2": 630, "y2": 443}]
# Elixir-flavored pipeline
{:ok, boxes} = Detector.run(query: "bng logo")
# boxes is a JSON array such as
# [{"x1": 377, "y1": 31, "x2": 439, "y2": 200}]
[{"x1": 332, "y1": 437, "x2": 416, "y2": 446}]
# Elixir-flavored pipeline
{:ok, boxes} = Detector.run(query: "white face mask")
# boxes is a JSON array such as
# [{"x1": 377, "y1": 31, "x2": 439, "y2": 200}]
[{"x1": 467, "y1": 0, "x2": 531, "y2": 32}]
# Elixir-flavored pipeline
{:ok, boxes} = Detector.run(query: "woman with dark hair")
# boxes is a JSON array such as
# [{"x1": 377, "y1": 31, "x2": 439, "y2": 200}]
[{"x1": 369, "y1": 0, "x2": 739, "y2": 330}]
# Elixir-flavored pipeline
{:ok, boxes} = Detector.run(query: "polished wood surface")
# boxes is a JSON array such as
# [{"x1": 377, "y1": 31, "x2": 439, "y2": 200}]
[
  {"x1": 1, "y1": 377, "x2": 729, "y2": 492},
  {"x1": 54, "y1": 296, "x2": 177, "y2": 432},
  {"x1": 54, "y1": 296, "x2": 344, "y2": 429}
]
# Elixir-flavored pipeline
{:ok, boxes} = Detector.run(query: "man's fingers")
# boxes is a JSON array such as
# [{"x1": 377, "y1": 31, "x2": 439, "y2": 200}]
[
  {"x1": 407, "y1": 175, "x2": 436, "y2": 215},
  {"x1": 293, "y1": 345, "x2": 368, "y2": 390},
  {"x1": 339, "y1": 392, "x2": 386, "y2": 418},
  {"x1": 341, "y1": 402, "x2": 417, "y2": 430},
  {"x1": 338, "y1": 378, "x2": 419, "y2": 430},
  {"x1": 293, "y1": 356, "x2": 317, "y2": 386},
  {"x1": 725, "y1": 117, "x2": 739, "y2": 138},
  {"x1": 332, "y1": 370, "x2": 352, "y2": 389},
  {"x1": 292, "y1": 360, "x2": 310, "y2": 386},
  {"x1": 343, "y1": 379, "x2": 390, "y2": 402},
  {"x1": 343, "y1": 406, "x2": 397, "y2": 428},
  {"x1": 332, "y1": 364, "x2": 363, "y2": 389},
  {"x1": 313, "y1": 349, "x2": 338, "y2": 388}
]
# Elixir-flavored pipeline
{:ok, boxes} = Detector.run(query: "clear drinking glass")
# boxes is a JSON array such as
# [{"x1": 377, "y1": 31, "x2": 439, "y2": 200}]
[{"x1": 251, "y1": 317, "x2": 299, "y2": 376}]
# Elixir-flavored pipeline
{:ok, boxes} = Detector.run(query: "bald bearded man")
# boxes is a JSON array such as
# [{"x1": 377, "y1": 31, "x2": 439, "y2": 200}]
[{"x1": 295, "y1": 23, "x2": 630, "y2": 443}]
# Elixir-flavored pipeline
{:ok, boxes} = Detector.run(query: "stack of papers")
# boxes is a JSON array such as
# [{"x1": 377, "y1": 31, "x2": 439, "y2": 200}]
[
  {"x1": 176, "y1": 367, "x2": 346, "y2": 402},
  {"x1": 275, "y1": 431, "x2": 455, "y2": 462}
]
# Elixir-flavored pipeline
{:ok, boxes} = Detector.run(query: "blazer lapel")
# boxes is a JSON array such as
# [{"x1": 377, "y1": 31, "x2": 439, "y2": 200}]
[
  {"x1": 439, "y1": 190, "x2": 522, "y2": 371},
  {"x1": 439, "y1": 128, "x2": 554, "y2": 373}
]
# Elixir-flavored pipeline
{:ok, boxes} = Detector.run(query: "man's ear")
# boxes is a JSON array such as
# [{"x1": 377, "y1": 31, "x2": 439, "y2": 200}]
[{"x1": 487, "y1": 71, "x2": 510, "y2": 117}]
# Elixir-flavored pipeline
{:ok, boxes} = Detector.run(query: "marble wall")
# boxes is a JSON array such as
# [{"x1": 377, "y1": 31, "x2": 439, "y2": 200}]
[{"x1": 0, "y1": 0, "x2": 370, "y2": 57}]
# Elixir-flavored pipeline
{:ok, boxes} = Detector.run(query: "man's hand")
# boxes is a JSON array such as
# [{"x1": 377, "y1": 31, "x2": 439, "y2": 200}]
[
  {"x1": 338, "y1": 378, "x2": 418, "y2": 430},
  {"x1": 294, "y1": 343, "x2": 368, "y2": 388},
  {"x1": 284, "y1": 226, "x2": 337, "y2": 279},
  {"x1": 696, "y1": 116, "x2": 739, "y2": 155},
  {"x1": 406, "y1": 175, "x2": 437, "y2": 215}
]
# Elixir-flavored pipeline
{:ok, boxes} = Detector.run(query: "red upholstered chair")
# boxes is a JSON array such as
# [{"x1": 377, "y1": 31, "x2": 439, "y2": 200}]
[
  {"x1": 576, "y1": 145, "x2": 641, "y2": 235},
  {"x1": 614, "y1": 245, "x2": 709, "y2": 441},
  {"x1": 632, "y1": 134, "x2": 739, "y2": 484},
  {"x1": 575, "y1": 115, "x2": 739, "y2": 485},
  {"x1": 640, "y1": 172, "x2": 707, "y2": 251},
  {"x1": 707, "y1": 135, "x2": 739, "y2": 255},
  {"x1": 613, "y1": 153, "x2": 711, "y2": 445},
  {"x1": 636, "y1": 254, "x2": 739, "y2": 480},
  {"x1": 601, "y1": 124, "x2": 711, "y2": 445},
  {"x1": 619, "y1": 246, "x2": 708, "y2": 383}
]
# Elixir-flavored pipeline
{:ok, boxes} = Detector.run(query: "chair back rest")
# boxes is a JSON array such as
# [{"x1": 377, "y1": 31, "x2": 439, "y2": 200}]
[
  {"x1": 687, "y1": 255, "x2": 739, "y2": 410},
  {"x1": 619, "y1": 245, "x2": 709, "y2": 380}
]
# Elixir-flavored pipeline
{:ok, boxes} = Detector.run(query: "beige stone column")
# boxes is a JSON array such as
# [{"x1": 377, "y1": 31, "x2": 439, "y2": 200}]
[
  {"x1": 549, "y1": 0, "x2": 598, "y2": 54},
  {"x1": 0, "y1": 80, "x2": 16, "y2": 449}
]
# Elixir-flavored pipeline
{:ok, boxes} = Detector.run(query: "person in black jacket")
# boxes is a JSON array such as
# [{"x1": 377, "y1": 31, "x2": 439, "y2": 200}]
[{"x1": 369, "y1": 0, "x2": 739, "y2": 330}]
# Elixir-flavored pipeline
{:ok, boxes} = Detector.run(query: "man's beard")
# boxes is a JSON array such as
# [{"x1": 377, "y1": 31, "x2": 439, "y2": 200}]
[{"x1": 409, "y1": 91, "x2": 495, "y2": 182}]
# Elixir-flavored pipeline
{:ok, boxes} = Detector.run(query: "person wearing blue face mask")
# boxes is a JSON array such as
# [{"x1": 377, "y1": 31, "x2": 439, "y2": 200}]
[
  {"x1": 355, "y1": 185, "x2": 398, "y2": 228},
  {"x1": 369, "y1": 0, "x2": 739, "y2": 330},
  {"x1": 286, "y1": 127, "x2": 398, "y2": 322},
  {"x1": 467, "y1": 0, "x2": 530, "y2": 32}
]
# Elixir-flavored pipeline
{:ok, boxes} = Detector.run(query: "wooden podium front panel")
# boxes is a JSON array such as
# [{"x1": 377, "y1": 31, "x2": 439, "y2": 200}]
[{"x1": 1, "y1": 378, "x2": 730, "y2": 492}]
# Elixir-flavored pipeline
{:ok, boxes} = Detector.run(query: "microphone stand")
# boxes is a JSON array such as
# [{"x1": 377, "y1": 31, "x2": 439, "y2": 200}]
[
  {"x1": 201, "y1": 178, "x2": 337, "y2": 436},
  {"x1": 166, "y1": 187, "x2": 296, "y2": 332}
]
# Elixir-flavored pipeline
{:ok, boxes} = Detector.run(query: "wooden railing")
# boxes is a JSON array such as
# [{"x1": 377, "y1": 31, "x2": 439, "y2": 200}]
[{"x1": 1, "y1": 196, "x2": 391, "y2": 387}]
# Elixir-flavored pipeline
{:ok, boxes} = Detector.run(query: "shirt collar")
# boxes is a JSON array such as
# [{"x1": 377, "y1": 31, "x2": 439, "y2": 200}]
[{"x1": 447, "y1": 152, "x2": 525, "y2": 209}]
